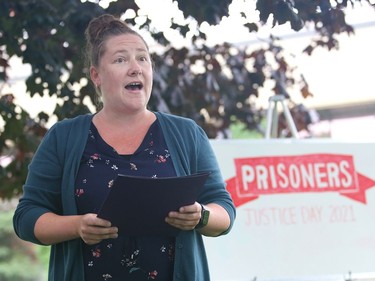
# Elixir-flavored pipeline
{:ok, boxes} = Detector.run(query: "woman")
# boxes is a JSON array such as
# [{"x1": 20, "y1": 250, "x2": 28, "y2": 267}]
[{"x1": 13, "y1": 14, "x2": 235, "y2": 281}]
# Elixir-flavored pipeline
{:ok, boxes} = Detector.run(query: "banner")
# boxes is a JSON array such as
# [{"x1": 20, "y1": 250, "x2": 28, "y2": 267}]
[{"x1": 205, "y1": 139, "x2": 375, "y2": 281}]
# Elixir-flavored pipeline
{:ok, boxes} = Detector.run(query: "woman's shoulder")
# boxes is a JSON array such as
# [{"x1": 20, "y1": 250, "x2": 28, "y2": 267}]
[
  {"x1": 42, "y1": 114, "x2": 93, "y2": 144},
  {"x1": 155, "y1": 111, "x2": 197, "y2": 128},
  {"x1": 50, "y1": 114, "x2": 93, "y2": 131},
  {"x1": 155, "y1": 111, "x2": 208, "y2": 144}
]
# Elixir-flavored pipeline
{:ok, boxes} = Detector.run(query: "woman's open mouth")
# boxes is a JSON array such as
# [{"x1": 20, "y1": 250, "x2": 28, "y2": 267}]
[{"x1": 125, "y1": 82, "x2": 143, "y2": 90}]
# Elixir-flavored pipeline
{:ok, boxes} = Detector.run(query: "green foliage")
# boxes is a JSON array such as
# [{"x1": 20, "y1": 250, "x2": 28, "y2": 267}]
[
  {"x1": 35, "y1": 245, "x2": 50, "y2": 280},
  {"x1": 231, "y1": 121, "x2": 264, "y2": 139},
  {"x1": 0, "y1": 209, "x2": 46, "y2": 281}
]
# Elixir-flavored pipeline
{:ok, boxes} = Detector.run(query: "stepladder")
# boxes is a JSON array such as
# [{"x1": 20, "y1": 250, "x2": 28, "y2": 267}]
[{"x1": 265, "y1": 95, "x2": 299, "y2": 139}]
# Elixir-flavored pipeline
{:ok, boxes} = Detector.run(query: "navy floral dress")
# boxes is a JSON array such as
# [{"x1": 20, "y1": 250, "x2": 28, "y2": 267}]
[{"x1": 75, "y1": 119, "x2": 176, "y2": 281}]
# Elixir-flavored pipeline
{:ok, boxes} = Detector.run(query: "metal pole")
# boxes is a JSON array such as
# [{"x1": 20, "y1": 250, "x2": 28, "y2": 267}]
[
  {"x1": 281, "y1": 99, "x2": 299, "y2": 138},
  {"x1": 265, "y1": 95, "x2": 299, "y2": 139}
]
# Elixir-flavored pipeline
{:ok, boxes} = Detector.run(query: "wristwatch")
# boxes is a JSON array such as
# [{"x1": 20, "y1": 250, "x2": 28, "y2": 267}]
[{"x1": 195, "y1": 204, "x2": 210, "y2": 229}]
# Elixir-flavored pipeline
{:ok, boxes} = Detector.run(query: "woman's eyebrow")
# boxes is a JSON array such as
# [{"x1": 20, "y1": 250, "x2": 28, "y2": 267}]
[
  {"x1": 110, "y1": 49, "x2": 148, "y2": 59},
  {"x1": 112, "y1": 49, "x2": 128, "y2": 55}
]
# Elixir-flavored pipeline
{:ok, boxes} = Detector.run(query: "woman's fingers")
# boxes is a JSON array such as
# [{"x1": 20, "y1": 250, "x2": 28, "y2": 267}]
[{"x1": 79, "y1": 214, "x2": 118, "y2": 244}]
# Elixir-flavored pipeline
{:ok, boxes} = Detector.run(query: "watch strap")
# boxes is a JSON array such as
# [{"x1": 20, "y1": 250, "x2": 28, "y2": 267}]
[{"x1": 195, "y1": 203, "x2": 210, "y2": 229}]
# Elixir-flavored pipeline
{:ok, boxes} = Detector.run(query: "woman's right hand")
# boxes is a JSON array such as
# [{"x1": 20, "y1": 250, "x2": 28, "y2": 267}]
[
  {"x1": 78, "y1": 213, "x2": 118, "y2": 245},
  {"x1": 34, "y1": 212, "x2": 118, "y2": 245}
]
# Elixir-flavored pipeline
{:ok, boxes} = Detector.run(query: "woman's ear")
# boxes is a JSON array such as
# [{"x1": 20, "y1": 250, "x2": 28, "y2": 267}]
[{"x1": 90, "y1": 66, "x2": 100, "y2": 88}]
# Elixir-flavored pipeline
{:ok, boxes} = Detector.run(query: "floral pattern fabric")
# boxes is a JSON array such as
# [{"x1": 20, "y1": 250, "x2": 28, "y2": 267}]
[{"x1": 75, "y1": 119, "x2": 176, "y2": 281}]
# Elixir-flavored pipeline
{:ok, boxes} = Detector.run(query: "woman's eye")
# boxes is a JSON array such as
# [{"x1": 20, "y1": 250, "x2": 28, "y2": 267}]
[{"x1": 115, "y1": 57, "x2": 126, "y2": 63}]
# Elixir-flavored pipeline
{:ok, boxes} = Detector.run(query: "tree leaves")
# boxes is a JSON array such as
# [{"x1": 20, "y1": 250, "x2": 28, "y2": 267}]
[
  {"x1": 0, "y1": 0, "x2": 373, "y2": 198},
  {"x1": 177, "y1": 0, "x2": 232, "y2": 26}
]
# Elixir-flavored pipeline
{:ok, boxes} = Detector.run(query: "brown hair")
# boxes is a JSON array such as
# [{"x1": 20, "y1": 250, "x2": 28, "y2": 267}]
[{"x1": 84, "y1": 14, "x2": 149, "y2": 69}]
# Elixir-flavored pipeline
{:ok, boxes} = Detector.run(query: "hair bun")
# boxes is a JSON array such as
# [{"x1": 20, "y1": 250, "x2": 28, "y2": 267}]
[{"x1": 86, "y1": 14, "x2": 117, "y2": 45}]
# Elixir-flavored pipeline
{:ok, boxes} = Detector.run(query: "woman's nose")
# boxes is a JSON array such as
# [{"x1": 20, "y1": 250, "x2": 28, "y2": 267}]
[
  {"x1": 129, "y1": 61, "x2": 142, "y2": 76},
  {"x1": 130, "y1": 68, "x2": 142, "y2": 76}
]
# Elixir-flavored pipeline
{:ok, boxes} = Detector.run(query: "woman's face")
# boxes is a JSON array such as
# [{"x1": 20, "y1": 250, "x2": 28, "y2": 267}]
[{"x1": 90, "y1": 33, "x2": 153, "y2": 115}]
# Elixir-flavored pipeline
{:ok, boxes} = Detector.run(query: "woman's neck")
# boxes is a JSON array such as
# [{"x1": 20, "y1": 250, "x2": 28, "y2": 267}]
[
  {"x1": 92, "y1": 109, "x2": 156, "y2": 155},
  {"x1": 95, "y1": 109, "x2": 154, "y2": 128}
]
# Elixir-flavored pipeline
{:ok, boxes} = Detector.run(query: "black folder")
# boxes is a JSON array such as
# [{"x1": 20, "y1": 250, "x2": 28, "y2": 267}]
[{"x1": 97, "y1": 172, "x2": 211, "y2": 236}]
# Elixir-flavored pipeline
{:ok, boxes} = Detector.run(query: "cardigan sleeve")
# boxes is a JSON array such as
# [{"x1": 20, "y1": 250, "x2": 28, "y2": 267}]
[
  {"x1": 195, "y1": 123, "x2": 236, "y2": 235},
  {"x1": 156, "y1": 112, "x2": 236, "y2": 235},
  {"x1": 13, "y1": 122, "x2": 65, "y2": 244},
  {"x1": 13, "y1": 114, "x2": 92, "y2": 245}
]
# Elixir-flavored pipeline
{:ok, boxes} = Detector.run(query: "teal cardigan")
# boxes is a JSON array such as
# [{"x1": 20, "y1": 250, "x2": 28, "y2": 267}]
[{"x1": 13, "y1": 112, "x2": 236, "y2": 281}]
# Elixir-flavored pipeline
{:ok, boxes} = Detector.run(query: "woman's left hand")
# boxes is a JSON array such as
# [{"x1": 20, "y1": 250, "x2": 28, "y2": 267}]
[{"x1": 165, "y1": 202, "x2": 201, "y2": 231}]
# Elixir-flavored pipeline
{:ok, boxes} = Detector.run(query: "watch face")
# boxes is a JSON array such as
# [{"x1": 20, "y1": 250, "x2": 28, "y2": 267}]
[
  {"x1": 201, "y1": 208, "x2": 210, "y2": 226},
  {"x1": 196, "y1": 204, "x2": 210, "y2": 229}
]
